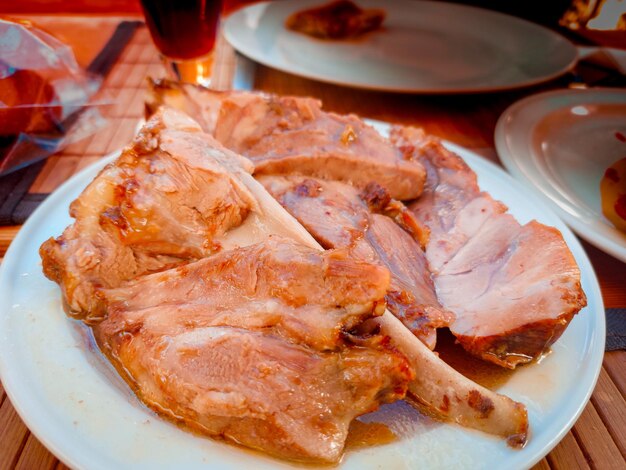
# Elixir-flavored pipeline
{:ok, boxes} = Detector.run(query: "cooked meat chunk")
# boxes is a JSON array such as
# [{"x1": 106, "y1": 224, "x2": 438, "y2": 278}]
[
  {"x1": 367, "y1": 214, "x2": 452, "y2": 348},
  {"x1": 394, "y1": 127, "x2": 506, "y2": 273},
  {"x1": 40, "y1": 107, "x2": 257, "y2": 319},
  {"x1": 392, "y1": 126, "x2": 587, "y2": 368},
  {"x1": 146, "y1": 80, "x2": 426, "y2": 200},
  {"x1": 96, "y1": 238, "x2": 412, "y2": 463},
  {"x1": 260, "y1": 175, "x2": 453, "y2": 349},
  {"x1": 286, "y1": 0, "x2": 385, "y2": 39}
]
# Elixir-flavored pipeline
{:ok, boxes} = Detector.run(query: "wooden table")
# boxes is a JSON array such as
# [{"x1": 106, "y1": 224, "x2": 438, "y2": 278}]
[{"x1": 0, "y1": 19, "x2": 625, "y2": 470}]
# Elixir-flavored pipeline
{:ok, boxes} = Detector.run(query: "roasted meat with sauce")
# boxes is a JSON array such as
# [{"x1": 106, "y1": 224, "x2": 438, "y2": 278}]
[
  {"x1": 260, "y1": 174, "x2": 453, "y2": 349},
  {"x1": 146, "y1": 80, "x2": 426, "y2": 200},
  {"x1": 392, "y1": 126, "x2": 587, "y2": 368},
  {"x1": 96, "y1": 238, "x2": 412, "y2": 463},
  {"x1": 286, "y1": 0, "x2": 385, "y2": 39},
  {"x1": 41, "y1": 107, "x2": 531, "y2": 451},
  {"x1": 40, "y1": 108, "x2": 258, "y2": 319}
]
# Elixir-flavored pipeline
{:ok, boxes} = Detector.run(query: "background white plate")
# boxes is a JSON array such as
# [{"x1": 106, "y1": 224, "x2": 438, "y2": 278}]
[
  {"x1": 0, "y1": 144, "x2": 604, "y2": 470},
  {"x1": 223, "y1": 0, "x2": 578, "y2": 93},
  {"x1": 496, "y1": 88, "x2": 626, "y2": 263}
]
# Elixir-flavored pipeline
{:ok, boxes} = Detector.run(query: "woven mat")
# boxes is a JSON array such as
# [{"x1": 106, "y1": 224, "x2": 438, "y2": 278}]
[{"x1": 606, "y1": 308, "x2": 626, "y2": 351}]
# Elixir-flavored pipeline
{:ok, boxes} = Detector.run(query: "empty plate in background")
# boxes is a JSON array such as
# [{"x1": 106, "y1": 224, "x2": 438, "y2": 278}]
[
  {"x1": 496, "y1": 88, "x2": 626, "y2": 262},
  {"x1": 223, "y1": 0, "x2": 578, "y2": 93}
]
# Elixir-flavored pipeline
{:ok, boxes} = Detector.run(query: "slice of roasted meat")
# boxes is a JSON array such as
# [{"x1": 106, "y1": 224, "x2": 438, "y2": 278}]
[
  {"x1": 285, "y1": 0, "x2": 385, "y2": 39},
  {"x1": 40, "y1": 107, "x2": 257, "y2": 320},
  {"x1": 96, "y1": 238, "x2": 412, "y2": 464},
  {"x1": 260, "y1": 174, "x2": 453, "y2": 349},
  {"x1": 146, "y1": 80, "x2": 426, "y2": 200},
  {"x1": 392, "y1": 126, "x2": 587, "y2": 368}
]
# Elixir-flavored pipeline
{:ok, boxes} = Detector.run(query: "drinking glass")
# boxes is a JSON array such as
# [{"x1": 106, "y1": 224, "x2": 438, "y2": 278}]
[{"x1": 140, "y1": 0, "x2": 223, "y2": 86}]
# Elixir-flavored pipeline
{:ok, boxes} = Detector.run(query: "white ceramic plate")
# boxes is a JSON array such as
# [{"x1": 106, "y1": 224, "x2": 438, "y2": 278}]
[
  {"x1": 496, "y1": 88, "x2": 626, "y2": 263},
  {"x1": 0, "y1": 142, "x2": 603, "y2": 470},
  {"x1": 223, "y1": 0, "x2": 578, "y2": 93}
]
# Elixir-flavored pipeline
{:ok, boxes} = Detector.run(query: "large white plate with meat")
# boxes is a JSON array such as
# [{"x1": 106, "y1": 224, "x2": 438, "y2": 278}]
[
  {"x1": 496, "y1": 88, "x2": 626, "y2": 263},
  {"x1": 0, "y1": 140, "x2": 604, "y2": 469},
  {"x1": 223, "y1": 0, "x2": 578, "y2": 93}
]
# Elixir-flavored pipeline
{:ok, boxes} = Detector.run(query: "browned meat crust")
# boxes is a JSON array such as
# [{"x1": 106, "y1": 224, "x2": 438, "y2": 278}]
[
  {"x1": 40, "y1": 108, "x2": 256, "y2": 320},
  {"x1": 145, "y1": 80, "x2": 426, "y2": 200},
  {"x1": 454, "y1": 308, "x2": 577, "y2": 368}
]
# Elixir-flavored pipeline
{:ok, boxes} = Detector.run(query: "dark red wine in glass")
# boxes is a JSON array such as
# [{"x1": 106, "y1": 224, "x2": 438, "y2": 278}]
[{"x1": 140, "y1": 0, "x2": 223, "y2": 85}]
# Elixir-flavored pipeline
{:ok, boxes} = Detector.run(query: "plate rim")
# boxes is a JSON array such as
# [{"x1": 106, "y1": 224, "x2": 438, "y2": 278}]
[
  {"x1": 0, "y1": 143, "x2": 605, "y2": 470},
  {"x1": 0, "y1": 151, "x2": 123, "y2": 470},
  {"x1": 223, "y1": 0, "x2": 579, "y2": 94},
  {"x1": 495, "y1": 87, "x2": 626, "y2": 263}
]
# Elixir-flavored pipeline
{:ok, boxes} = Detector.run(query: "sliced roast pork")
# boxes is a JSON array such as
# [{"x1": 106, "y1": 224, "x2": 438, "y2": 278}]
[
  {"x1": 96, "y1": 238, "x2": 412, "y2": 463},
  {"x1": 392, "y1": 126, "x2": 587, "y2": 368},
  {"x1": 146, "y1": 79, "x2": 426, "y2": 200},
  {"x1": 40, "y1": 108, "x2": 259, "y2": 319},
  {"x1": 42, "y1": 107, "x2": 529, "y2": 452},
  {"x1": 260, "y1": 175, "x2": 453, "y2": 349}
]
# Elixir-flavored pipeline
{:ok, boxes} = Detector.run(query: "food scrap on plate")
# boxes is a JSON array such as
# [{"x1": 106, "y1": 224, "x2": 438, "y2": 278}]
[
  {"x1": 285, "y1": 0, "x2": 385, "y2": 39},
  {"x1": 601, "y1": 156, "x2": 626, "y2": 233}
]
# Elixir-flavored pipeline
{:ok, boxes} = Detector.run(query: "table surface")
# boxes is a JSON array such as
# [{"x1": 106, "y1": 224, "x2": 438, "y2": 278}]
[{"x1": 0, "y1": 18, "x2": 625, "y2": 470}]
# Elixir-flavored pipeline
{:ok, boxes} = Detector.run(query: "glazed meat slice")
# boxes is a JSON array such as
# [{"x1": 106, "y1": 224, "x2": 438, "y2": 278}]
[
  {"x1": 40, "y1": 107, "x2": 257, "y2": 319},
  {"x1": 392, "y1": 126, "x2": 587, "y2": 368},
  {"x1": 436, "y1": 219, "x2": 586, "y2": 365},
  {"x1": 146, "y1": 80, "x2": 426, "y2": 200},
  {"x1": 260, "y1": 175, "x2": 453, "y2": 349},
  {"x1": 96, "y1": 238, "x2": 412, "y2": 463}
]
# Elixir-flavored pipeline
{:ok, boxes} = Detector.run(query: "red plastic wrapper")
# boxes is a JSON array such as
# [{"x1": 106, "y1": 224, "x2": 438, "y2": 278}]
[{"x1": 0, "y1": 18, "x2": 109, "y2": 176}]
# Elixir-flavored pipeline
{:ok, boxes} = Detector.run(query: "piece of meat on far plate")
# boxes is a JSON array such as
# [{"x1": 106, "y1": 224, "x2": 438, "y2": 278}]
[
  {"x1": 145, "y1": 79, "x2": 426, "y2": 200},
  {"x1": 96, "y1": 237, "x2": 412, "y2": 464},
  {"x1": 391, "y1": 126, "x2": 587, "y2": 368},
  {"x1": 260, "y1": 175, "x2": 454, "y2": 350},
  {"x1": 285, "y1": 0, "x2": 386, "y2": 39},
  {"x1": 40, "y1": 107, "x2": 257, "y2": 320}
]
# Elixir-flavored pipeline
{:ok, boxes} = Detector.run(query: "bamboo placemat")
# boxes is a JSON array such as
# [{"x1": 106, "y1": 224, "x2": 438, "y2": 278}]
[{"x1": 0, "y1": 22, "x2": 624, "y2": 470}]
